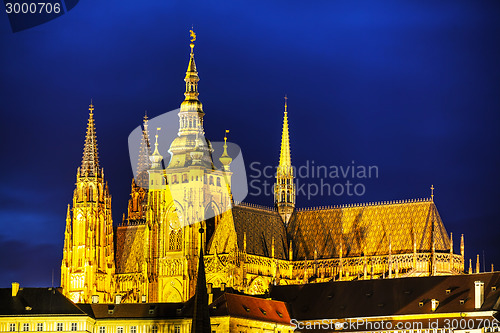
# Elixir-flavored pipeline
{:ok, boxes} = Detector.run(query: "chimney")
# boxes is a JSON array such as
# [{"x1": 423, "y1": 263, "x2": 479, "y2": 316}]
[
  {"x1": 91, "y1": 295, "x2": 99, "y2": 304},
  {"x1": 207, "y1": 283, "x2": 213, "y2": 304},
  {"x1": 474, "y1": 281, "x2": 484, "y2": 309},
  {"x1": 11, "y1": 282, "x2": 19, "y2": 297},
  {"x1": 221, "y1": 282, "x2": 226, "y2": 292},
  {"x1": 141, "y1": 295, "x2": 147, "y2": 303},
  {"x1": 115, "y1": 294, "x2": 122, "y2": 304},
  {"x1": 431, "y1": 299, "x2": 439, "y2": 312}
]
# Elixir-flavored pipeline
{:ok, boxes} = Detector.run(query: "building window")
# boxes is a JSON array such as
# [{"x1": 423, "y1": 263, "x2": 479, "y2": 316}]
[
  {"x1": 56, "y1": 323, "x2": 63, "y2": 332},
  {"x1": 37, "y1": 323, "x2": 43, "y2": 331},
  {"x1": 99, "y1": 328, "x2": 105, "y2": 333},
  {"x1": 9, "y1": 324, "x2": 16, "y2": 332},
  {"x1": 71, "y1": 323, "x2": 77, "y2": 331},
  {"x1": 22, "y1": 324, "x2": 29, "y2": 332},
  {"x1": 174, "y1": 325, "x2": 181, "y2": 333},
  {"x1": 169, "y1": 229, "x2": 182, "y2": 251},
  {"x1": 130, "y1": 327, "x2": 136, "y2": 333},
  {"x1": 117, "y1": 328, "x2": 124, "y2": 333},
  {"x1": 151, "y1": 326, "x2": 158, "y2": 333}
]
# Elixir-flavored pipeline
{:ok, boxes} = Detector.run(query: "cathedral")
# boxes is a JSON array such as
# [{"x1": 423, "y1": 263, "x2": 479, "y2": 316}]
[{"x1": 60, "y1": 34, "x2": 465, "y2": 304}]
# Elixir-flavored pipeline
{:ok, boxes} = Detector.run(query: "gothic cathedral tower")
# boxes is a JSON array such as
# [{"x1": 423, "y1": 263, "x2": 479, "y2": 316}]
[
  {"x1": 275, "y1": 98, "x2": 295, "y2": 225},
  {"x1": 61, "y1": 102, "x2": 115, "y2": 303},
  {"x1": 143, "y1": 33, "x2": 233, "y2": 303}
]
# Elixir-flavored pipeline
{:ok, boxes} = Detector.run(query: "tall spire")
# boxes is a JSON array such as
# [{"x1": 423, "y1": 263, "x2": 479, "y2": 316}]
[
  {"x1": 168, "y1": 30, "x2": 213, "y2": 169},
  {"x1": 182, "y1": 29, "x2": 203, "y2": 114},
  {"x1": 136, "y1": 112, "x2": 151, "y2": 188},
  {"x1": 191, "y1": 228, "x2": 211, "y2": 333},
  {"x1": 275, "y1": 96, "x2": 295, "y2": 225},
  {"x1": 80, "y1": 101, "x2": 100, "y2": 177},
  {"x1": 278, "y1": 96, "x2": 292, "y2": 176}
]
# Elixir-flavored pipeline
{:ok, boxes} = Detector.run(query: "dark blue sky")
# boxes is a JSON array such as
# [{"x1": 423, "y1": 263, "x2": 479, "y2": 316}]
[{"x1": 1, "y1": 0, "x2": 499, "y2": 287}]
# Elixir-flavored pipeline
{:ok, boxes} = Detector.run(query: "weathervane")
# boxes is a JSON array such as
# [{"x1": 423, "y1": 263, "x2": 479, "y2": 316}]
[{"x1": 190, "y1": 29, "x2": 196, "y2": 42}]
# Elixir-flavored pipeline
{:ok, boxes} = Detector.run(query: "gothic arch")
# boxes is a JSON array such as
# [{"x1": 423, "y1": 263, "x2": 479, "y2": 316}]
[{"x1": 162, "y1": 278, "x2": 183, "y2": 303}]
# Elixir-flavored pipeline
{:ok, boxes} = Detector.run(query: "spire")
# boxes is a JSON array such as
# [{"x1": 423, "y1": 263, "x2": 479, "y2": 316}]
[
  {"x1": 136, "y1": 113, "x2": 151, "y2": 188},
  {"x1": 460, "y1": 234, "x2": 465, "y2": 258},
  {"x1": 278, "y1": 96, "x2": 292, "y2": 177},
  {"x1": 149, "y1": 128, "x2": 163, "y2": 169},
  {"x1": 65, "y1": 204, "x2": 71, "y2": 234},
  {"x1": 80, "y1": 101, "x2": 100, "y2": 177},
  {"x1": 183, "y1": 29, "x2": 202, "y2": 109},
  {"x1": 191, "y1": 228, "x2": 211, "y2": 333},
  {"x1": 275, "y1": 96, "x2": 295, "y2": 225},
  {"x1": 219, "y1": 130, "x2": 232, "y2": 171}
]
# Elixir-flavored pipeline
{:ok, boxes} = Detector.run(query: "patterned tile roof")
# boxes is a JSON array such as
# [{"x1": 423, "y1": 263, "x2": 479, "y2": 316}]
[
  {"x1": 288, "y1": 199, "x2": 450, "y2": 260},
  {"x1": 210, "y1": 199, "x2": 450, "y2": 262}
]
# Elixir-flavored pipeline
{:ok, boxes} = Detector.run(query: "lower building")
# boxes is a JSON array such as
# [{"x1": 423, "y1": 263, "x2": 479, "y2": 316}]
[{"x1": 2, "y1": 272, "x2": 499, "y2": 333}]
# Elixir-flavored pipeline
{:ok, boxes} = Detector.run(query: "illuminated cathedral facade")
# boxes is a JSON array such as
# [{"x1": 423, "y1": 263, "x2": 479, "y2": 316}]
[{"x1": 61, "y1": 35, "x2": 465, "y2": 304}]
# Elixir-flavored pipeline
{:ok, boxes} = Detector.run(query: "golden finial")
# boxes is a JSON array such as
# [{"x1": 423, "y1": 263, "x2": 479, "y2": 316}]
[
  {"x1": 190, "y1": 29, "x2": 196, "y2": 42},
  {"x1": 224, "y1": 129, "x2": 229, "y2": 144},
  {"x1": 89, "y1": 99, "x2": 94, "y2": 114},
  {"x1": 284, "y1": 95, "x2": 288, "y2": 113},
  {"x1": 430, "y1": 184, "x2": 435, "y2": 201},
  {"x1": 144, "y1": 110, "x2": 148, "y2": 121}
]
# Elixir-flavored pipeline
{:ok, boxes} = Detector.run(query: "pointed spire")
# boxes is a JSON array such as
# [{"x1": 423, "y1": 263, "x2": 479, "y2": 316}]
[
  {"x1": 460, "y1": 234, "x2": 465, "y2": 257},
  {"x1": 219, "y1": 130, "x2": 232, "y2": 171},
  {"x1": 476, "y1": 254, "x2": 480, "y2": 273},
  {"x1": 275, "y1": 96, "x2": 295, "y2": 225},
  {"x1": 183, "y1": 29, "x2": 201, "y2": 106},
  {"x1": 80, "y1": 101, "x2": 100, "y2": 177},
  {"x1": 65, "y1": 204, "x2": 72, "y2": 235},
  {"x1": 191, "y1": 227, "x2": 211, "y2": 333},
  {"x1": 278, "y1": 96, "x2": 292, "y2": 176},
  {"x1": 136, "y1": 112, "x2": 151, "y2": 188},
  {"x1": 149, "y1": 128, "x2": 163, "y2": 169}
]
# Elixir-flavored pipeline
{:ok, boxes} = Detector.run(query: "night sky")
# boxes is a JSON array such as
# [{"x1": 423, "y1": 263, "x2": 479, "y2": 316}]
[{"x1": 1, "y1": 0, "x2": 499, "y2": 287}]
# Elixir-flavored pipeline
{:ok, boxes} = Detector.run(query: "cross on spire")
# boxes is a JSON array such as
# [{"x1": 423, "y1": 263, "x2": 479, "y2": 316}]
[{"x1": 89, "y1": 99, "x2": 94, "y2": 113}]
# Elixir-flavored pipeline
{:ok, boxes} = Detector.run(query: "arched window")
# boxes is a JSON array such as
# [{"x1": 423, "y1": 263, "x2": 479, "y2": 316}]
[{"x1": 168, "y1": 230, "x2": 182, "y2": 251}]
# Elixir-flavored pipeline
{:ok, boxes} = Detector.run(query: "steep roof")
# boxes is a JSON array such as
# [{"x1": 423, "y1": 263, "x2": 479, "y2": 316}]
[
  {"x1": 270, "y1": 272, "x2": 500, "y2": 320},
  {"x1": 209, "y1": 204, "x2": 288, "y2": 260},
  {"x1": 0, "y1": 287, "x2": 86, "y2": 316},
  {"x1": 288, "y1": 199, "x2": 450, "y2": 260}
]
